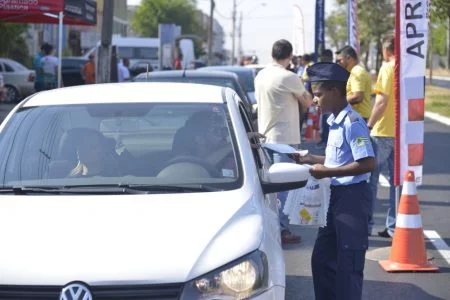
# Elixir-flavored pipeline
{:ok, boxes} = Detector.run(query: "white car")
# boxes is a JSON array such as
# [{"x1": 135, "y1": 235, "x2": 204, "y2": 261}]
[
  {"x1": 0, "y1": 57, "x2": 36, "y2": 103},
  {"x1": 0, "y1": 82, "x2": 309, "y2": 299}
]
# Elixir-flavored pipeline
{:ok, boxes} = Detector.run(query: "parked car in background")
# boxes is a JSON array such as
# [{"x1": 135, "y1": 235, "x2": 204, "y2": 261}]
[
  {"x1": 0, "y1": 82, "x2": 309, "y2": 299},
  {"x1": 245, "y1": 63, "x2": 266, "y2": 76},
  {"x1": 0, "y1": 74, "x2": 6, "y2": 102},
  {"x1": 197, "y1": 66, "x2": 257, "y2": 105},
  {"x1": 0, "y1": 58, "x2": 35, "y2": 103},
  {"x1": 129, "y1": 60, "x2": 154, "y2": 79},
  {"x1": 62, "y1": 57, "x2": 88, "y2": 87},
  {"x1": 133, "y1": 70, "x2": 255, "y2": 120}
]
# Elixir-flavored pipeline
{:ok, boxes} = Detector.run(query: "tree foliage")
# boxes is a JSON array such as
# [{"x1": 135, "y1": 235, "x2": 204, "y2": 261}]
[
  {"x1": 131, "y1": 0, "x2": 205, "y2": 58},
  {"x1": 326, "y1": 0, "x2": 395, "y2": 70},
  {"x1": 0, "y1": 23, "x2": 30, "y2": 65}
]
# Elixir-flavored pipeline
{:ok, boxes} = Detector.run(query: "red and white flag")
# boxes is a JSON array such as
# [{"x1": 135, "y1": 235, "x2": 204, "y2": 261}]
[{"x1": 395, "y1": 0, "x2": 430, "y2": 186}]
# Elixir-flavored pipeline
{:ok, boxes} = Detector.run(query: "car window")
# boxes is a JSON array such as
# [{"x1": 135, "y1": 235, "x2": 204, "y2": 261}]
[
  {"x1": 118, "y1": 47, "x2": 158, "y2": 60},
  {"x1": 4, "y1": 63, "x2": 14, "y2": 72},
  {"x1": 5, "y1": 60, "x2": 27, "y2": 71},
  {"x1": 0, "y1": 63, "x2": 3, "y2": 72},
  {"x1": 0, "y1": 103, "x2": 242, "y2": 191}
]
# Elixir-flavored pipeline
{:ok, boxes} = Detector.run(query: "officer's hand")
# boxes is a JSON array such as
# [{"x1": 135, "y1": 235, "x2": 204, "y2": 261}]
[
  {"x1": 309, "y1": 164, "x2": 328, "y2": 179},
  {"x1": 247, "y1": 132, "x2": 265, "y2": 149},
  {"x1": 289, "y1": 152, "x2": 311, "y2": 164}
]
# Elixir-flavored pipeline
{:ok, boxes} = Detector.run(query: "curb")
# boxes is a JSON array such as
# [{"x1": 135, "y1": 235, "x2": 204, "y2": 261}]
[{"x1": 425, "y1": 111, "x2": 450, "y2": 127}]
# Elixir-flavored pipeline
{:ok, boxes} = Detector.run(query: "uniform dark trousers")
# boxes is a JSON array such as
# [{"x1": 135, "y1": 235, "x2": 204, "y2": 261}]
[{"x1": 312, "y1": 181, "x2": 371, "y2": 300}]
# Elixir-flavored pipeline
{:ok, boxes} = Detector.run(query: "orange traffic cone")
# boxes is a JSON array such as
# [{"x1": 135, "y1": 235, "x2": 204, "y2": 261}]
[{"x1": 379, "y1": 171, "x2": 439, "y2": 272}]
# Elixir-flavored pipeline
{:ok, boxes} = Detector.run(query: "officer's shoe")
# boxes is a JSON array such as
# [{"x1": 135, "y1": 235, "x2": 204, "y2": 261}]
[{"x1": 377, "y1": 228, "x2": 393, "y2": 238}]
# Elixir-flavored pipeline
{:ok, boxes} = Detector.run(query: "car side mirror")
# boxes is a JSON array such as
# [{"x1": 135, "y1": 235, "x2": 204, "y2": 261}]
[{"x1": 261, "y1": 163, "x2": 310, "y2": 194}]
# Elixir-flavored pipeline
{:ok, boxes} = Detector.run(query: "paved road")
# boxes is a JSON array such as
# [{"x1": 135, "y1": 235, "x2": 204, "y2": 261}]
[{"x1": 285, "y1": 118, "x2": 450, "y2": 300}]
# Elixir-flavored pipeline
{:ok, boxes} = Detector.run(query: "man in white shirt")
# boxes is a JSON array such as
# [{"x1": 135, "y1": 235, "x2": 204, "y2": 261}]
[
  {"x1": 118, "y1": 58, "x2": 130, "y2": 82},
  {"x1": 255, "y1": 39, "x2": 312, "y2": 244}
]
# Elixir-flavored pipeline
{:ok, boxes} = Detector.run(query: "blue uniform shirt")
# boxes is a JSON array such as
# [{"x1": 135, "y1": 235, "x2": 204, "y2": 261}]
[{"x1": 325, "y1": 104, "x2": 374, "y2": 186}]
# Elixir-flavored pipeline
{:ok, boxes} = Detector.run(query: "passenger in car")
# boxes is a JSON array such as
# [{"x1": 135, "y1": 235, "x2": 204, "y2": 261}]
[
  {"x1": 68, "y1": 129, "x2": 121, "y2": 177},
  {"x1": 168, "y1": 110, "x2": 234, "y2": 177}
]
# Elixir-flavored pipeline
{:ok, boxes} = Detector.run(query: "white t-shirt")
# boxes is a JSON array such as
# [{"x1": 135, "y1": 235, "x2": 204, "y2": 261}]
[
  {"x1": 40, "y1": 55, "x2": 58, "y2": 76},
  {"x1": 255, "y1": 62, "x2": 306, "y2": 145},
  {"x1": 118, "y1": 62, "x2": 130, "y2": 82}
]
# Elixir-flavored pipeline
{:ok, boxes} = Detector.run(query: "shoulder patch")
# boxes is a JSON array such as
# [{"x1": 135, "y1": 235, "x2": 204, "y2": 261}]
[
  {"x1": 355, "y1": 137, "x2": 370, "y2": 147},
  {"x1": 348, "y1": 111, "x2": 359, "y2": 123}
]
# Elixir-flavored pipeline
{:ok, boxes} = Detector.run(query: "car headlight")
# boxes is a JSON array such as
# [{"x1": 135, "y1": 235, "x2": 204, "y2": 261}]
[{"x1": 180, "y1": 251, "x2": 268, "y2": 300}]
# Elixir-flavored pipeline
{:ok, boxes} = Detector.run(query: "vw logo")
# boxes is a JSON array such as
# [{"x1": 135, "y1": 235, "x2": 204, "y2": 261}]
[{"x1": 60, "y1": 282, "x2": 93, "y2": 300}]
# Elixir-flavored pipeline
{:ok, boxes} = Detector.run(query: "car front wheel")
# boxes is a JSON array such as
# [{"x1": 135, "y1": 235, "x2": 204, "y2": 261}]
[{"x1": 4, "y1": 85, "x2": 19, "y2": 103}]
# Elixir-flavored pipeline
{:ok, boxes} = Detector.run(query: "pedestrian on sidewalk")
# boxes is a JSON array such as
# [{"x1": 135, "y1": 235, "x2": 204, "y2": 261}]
[
  {"x1": 40, "y1": 44, "x2": 58, "y2": 90},
  {"x1": 291, "y1": 62, "x2": 374, "y2": 300},
  {"x1": 32, "y1": 43, "x2": 47, "y2": 92},
  {"x1": 255, "y1": 39, "x2": 312, "y2": 245},
  {"x1": 82, "y1": 53, "x2": 96, "y2": 84},
  {"x1": 367, "y1": 36, "x2": 397, "y2": 238}
]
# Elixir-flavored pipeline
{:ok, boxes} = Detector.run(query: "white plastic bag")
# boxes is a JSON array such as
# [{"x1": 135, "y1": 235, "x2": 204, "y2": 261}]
[{"x1": 288, "y1": 176, "x2": 331, "y2": 227}]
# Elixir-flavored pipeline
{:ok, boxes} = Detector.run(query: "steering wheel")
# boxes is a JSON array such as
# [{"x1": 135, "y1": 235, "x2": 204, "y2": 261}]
[{"x1": 157, "y1": 155, "x2": 220, "y2": 178}]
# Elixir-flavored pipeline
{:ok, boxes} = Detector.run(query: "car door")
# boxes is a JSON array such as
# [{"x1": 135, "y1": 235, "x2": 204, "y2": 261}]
[{"x1": 235, "y1": 94, "x2": 279, "y2": 219}]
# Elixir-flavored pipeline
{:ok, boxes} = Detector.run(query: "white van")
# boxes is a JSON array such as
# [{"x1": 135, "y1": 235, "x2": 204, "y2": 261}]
[{"x1": 84, "y1": 36, "x2": 160, "y2": 71}]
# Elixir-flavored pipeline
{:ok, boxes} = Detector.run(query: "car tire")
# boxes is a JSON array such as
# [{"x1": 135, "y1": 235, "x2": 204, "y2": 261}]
[{"x1": 4, "y1": 85, "x2": 19, "y2": 103}]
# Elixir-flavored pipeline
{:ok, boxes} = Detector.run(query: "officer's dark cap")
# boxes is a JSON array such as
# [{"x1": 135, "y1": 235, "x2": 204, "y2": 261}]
[{"x1": 306, "y1": 62, "x2": 350, "y2": 83}]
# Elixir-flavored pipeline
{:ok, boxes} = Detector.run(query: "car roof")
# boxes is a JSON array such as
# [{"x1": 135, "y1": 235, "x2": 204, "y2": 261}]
[
  {"x1": 23, "y1": 82, "x2": 226, "y2": 107},
  {"x1": 135, "y1": 70, "x2": 239, "y2": 80}
]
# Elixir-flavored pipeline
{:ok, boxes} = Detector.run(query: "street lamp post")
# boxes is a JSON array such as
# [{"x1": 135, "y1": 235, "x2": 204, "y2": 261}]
[{"x1": 231, "y1": 0, "x2": 237, "y2": 65}]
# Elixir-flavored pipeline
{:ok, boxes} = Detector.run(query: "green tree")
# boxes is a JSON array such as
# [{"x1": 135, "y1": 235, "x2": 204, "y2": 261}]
[
  {"x1": 328, "y1": 0, "x2": 395, "y2": 70},
  {"x1": 0, "y1": 23, "x2": 30, "y2": 64},
  {"x1": 131, "y1": 0, "x2": 205, "y2": 58},
  {"x1": 429, "y1": 0, "x2": 450, "y2": 68}
]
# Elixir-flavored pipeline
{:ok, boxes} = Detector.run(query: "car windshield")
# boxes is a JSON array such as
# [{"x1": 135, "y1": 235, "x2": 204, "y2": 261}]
[{"x1": 0, "y1": 103, "x2": 242, "y2": 191}]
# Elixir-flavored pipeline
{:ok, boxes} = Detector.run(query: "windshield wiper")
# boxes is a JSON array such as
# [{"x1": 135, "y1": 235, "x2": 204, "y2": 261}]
[
  {"x1": 0, "y1": 184, "x2": 222, "y2": 195},
  {"x1": 0, "y1": 185, "x2": 148, "y2": 195},
  {"x1": 65, "y1": 184, "x2": 222, "y2": 193}
]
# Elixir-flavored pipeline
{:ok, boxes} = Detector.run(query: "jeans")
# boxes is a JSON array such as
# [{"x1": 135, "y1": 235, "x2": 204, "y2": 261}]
[
  {"x1": 271, "y1": 144, "x2": 299, "y2": 231},
  {"x1": 369, "y1": 136, "x2": 396, "y2": 235}
]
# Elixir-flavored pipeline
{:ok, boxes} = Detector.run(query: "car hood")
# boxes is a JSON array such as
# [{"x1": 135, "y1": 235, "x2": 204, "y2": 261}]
[{"x1": 0, "y1": 190, "x2": 263, "y2": 285}]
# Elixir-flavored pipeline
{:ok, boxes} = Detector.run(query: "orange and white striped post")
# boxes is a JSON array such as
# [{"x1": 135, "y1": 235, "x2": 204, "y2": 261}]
[{"x1": 379, "y1": 171, "x2": 439, "y2": 272}]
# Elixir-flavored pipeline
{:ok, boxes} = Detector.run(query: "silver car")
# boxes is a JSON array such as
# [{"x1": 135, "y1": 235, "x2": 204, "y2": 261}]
[{"x1": 0, "y1": 58, "x2": 35, "y2": 103}]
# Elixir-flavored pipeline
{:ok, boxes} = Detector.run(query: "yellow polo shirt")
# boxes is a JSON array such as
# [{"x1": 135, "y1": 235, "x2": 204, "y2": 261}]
[
  {"x1": 347, "y1": 64, "x2": 373, "y2": 119},
  {"x1": 302, "y1": 62, "x2": 314, "y2": 82},
  {"x1": 372, "y1": 60, "x2": 395, "y2": 137}
]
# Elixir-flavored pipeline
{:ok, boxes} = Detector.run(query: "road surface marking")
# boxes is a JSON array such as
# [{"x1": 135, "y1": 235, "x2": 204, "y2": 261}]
[
  {"x1": 425, "y1": 111, "x2": 450, "y2": 127},
  {"x1": 379, "y1": 174, "x2": 390, "y2": 187},
  {"x1": 424, "y1": 230, "x2": 450, "y2": 265}
]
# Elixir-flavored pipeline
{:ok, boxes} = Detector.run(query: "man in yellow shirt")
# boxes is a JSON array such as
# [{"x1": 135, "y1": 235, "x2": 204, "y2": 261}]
[
  {"x1": 336, "y1": 46, "x2": 373, "y2": 121},
  {"x1": 367, "y1": 36, "x2": 396, "y2": 238}
]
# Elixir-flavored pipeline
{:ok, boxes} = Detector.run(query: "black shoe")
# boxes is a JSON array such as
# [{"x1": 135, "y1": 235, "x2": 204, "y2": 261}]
[{"x1": 378, "y1": 228, "x2": 392, "y2": 238}]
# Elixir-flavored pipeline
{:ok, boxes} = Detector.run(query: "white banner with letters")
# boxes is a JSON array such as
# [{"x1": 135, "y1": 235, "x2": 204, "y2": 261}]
[{"x1": 396, "y1": 0, "x2": 429, "y2": 185}]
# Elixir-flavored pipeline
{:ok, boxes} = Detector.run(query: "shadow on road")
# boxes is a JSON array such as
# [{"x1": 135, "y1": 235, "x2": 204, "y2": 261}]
[{"x1": 286, "y1": 275, "x2": 445, "y2": 300}]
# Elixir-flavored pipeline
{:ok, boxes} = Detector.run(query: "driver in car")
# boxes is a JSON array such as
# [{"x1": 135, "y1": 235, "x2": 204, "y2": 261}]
[{"x1": 68, "y1": 129, "x2": 121, "y2": 177}]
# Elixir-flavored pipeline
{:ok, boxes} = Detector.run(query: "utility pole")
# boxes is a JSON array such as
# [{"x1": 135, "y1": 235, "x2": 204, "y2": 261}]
[
  {"x1": 238, "y1": 11, "x2": 243, "y2": 65},
  {"x1": 97, "y1": 0, "x2": 114, "y2": 83},
  {"x1": 207, "y1": 0, "x2": 215, "y2": 65},
  {"x1": 230, "y1": 0, "x2": 236, "y2": 65}
]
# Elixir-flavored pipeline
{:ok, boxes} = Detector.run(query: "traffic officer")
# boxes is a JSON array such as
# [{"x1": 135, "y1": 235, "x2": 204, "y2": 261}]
[{"x1": 291, "y1": 62, "x2": 375, "y2": 300}]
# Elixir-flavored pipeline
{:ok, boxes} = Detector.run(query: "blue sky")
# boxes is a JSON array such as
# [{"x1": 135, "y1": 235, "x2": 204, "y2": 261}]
[{"x1": 128, "y1": 0, "x2": 338, "y2": 64}]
